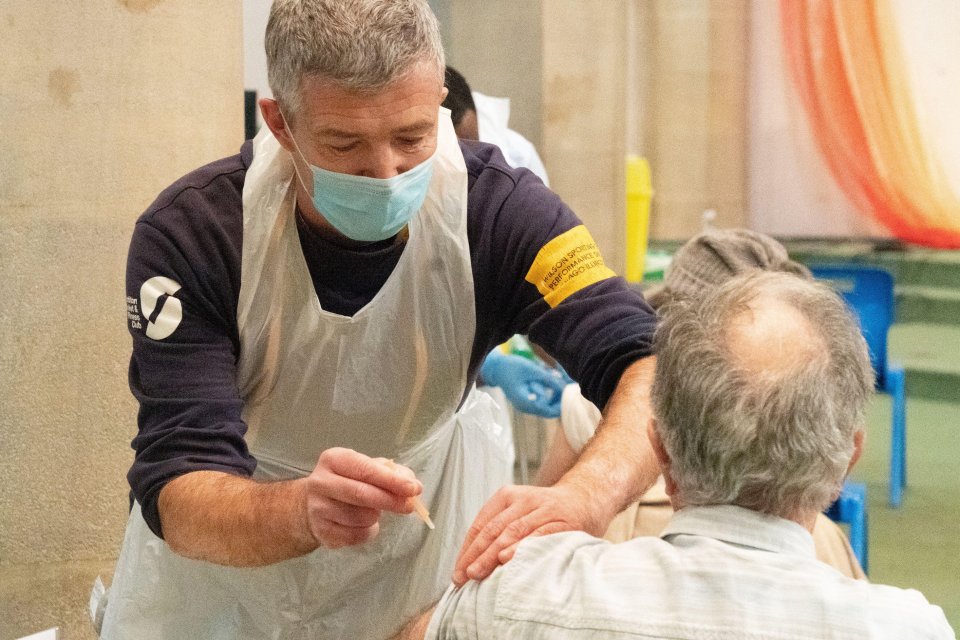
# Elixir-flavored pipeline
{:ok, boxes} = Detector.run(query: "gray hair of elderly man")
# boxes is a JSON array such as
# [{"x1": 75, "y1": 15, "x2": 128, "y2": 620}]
[
  {"x1": 265, "y1": 0, "x2": 445, "y2": 116},
  {"x1": 651, "y1": 271, "x2": 874, "y2": 519}
]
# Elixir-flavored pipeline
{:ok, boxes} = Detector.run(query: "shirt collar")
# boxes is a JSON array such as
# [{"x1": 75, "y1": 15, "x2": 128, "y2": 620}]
[{"x1": 661, "y1": 505, "x2": 817, "y2": 558}]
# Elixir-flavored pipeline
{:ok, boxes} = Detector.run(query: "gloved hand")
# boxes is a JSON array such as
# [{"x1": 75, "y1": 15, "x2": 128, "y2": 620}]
[
  {"x1": 480, "y1": 351, "x2": 567, "y2": 418},
  {"x1": 555, "y1": 365, "x2": 575, "y2": 386}
]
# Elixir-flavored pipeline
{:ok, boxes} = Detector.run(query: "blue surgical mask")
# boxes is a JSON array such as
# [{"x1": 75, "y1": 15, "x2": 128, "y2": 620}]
[{"x1": 283, "y1": 115, "x2": 436, "y2": 242}]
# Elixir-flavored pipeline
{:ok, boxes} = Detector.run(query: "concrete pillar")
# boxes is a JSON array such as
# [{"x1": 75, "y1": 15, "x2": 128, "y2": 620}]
[
  {"x1": 441, "y1": 0, "x2": 544, "y2": 147},
  {"x1": 542, "y1": 0, "x2": 629, "y2": 271},
  {"x1": 0, "y1": 2, "x2": 243, "y2": 638},
  {"x1": 636, "y1": 0, "x2": 750, "y2": 239}
]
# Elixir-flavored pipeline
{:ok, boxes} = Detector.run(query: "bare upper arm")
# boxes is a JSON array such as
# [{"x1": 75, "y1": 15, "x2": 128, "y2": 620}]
[{"x1": 391, "y1": 606, "x2": 436, "y2": 640}]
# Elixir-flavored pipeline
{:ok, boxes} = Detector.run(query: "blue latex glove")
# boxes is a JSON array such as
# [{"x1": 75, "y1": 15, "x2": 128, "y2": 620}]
[
  {"x1": 555, "y1": 365, "x2": 575, "y2": 386},
  {"x1": 480, "y1": 351, "x2": 567, "y2": 418}
]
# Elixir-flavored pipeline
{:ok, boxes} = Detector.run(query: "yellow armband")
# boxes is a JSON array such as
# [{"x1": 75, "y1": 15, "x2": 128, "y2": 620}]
[{"x1": 525, "y1": 225, "x2": 616, "y2": 308}]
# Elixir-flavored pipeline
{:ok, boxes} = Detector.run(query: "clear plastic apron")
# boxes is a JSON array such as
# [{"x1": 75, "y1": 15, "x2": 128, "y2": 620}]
[{"x1": 98, "y1": 111, "x2": 514, "y2": 640}]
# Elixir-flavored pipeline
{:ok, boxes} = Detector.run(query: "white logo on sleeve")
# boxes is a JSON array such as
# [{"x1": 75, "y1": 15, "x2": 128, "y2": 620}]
[{"x1": 139, "y1": 276, "x2": 183, "y2": 340}]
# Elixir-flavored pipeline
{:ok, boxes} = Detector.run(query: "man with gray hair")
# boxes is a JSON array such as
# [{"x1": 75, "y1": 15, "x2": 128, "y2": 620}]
[
  {"x1": 396, "y1": 271, "x2": 954, "y2": 639},
  {"x1": 537, "y1": 229, "x2": 866, "y2": 579},
  {"x1": 99, "y1": 0, "x2": 659, "y2": 638}
]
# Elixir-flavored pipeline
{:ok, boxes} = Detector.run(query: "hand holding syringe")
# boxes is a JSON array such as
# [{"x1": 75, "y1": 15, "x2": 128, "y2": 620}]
[
  {"x1": 383, "y1": 459, "x2": 434, "y2": 530},
  {"x1": 301, "y1": 448, "x2": 433, "y2": 551}
]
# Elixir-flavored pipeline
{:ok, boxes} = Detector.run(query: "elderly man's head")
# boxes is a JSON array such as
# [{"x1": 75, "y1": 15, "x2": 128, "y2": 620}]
[{"x1": 649, "y1": 271, "x2": 874, "y2": 521}]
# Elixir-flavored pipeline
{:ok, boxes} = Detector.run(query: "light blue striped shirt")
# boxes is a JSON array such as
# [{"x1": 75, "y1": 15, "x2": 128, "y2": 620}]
[{"x1": 426, "y1": 505, "x2": 954, "y2": 639}]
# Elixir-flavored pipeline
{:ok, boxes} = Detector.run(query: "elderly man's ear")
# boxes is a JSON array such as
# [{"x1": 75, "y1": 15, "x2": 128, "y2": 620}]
[
  {"x1": 848, "y1": 429, "x2": 865, "y2": 474},
  {"x1": 647, "y1": 419, "x2": 677, "y2": 502},
  {"x1": 827, "y1": 429, "x2": 865, "y2": 504}
]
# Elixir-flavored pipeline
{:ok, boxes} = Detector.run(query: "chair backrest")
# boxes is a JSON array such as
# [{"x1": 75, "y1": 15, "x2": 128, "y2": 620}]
[{"x1": 810, "y1": 264, "x2": 895, "y2": 386}]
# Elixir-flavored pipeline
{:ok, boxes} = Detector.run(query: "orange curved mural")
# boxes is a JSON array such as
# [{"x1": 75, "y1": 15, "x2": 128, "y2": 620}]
[{"x1": 780, "y1": 0, "x2": 960, "y2": 247}]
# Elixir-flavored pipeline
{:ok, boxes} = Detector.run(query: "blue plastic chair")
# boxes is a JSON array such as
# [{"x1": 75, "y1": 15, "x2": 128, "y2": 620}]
[
  {"x1": 811, "y1": 265, "x2": 906, "y2": 507},
  {"x1": 826, "y1": 480, "x2": 869, "y2": 573}
]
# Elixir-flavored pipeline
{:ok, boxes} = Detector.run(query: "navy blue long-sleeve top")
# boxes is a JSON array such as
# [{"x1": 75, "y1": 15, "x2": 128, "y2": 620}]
[{"x1": 125, "y1": 139, "x2": 657, "y2": 537}]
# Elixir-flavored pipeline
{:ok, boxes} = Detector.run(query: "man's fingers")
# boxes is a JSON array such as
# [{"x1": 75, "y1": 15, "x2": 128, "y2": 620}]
[
  {"x1": 497, "y1": 521, "x2": 569, "y2": 563},
  {"x1": 453, "y1": 485, "x2": 597, "y2": 585},
  {"x1": 497, "y1": 541, "x2": 521, "y2": 565},
  {"x1": 372, "y1": 457, "x2": 420, "y2": 484},
  {"x1": 320, "y1": 448, "x2": 422, "y2": 498},
  {"x1": 301, "y1": 448, "x2": 430, "y2": 551},
  {"x1": 464, "y1": 517, "x2": 579, "y2": 582},
  {"x1": 320, "y1": 521, "x2": 381, "y2": 549},
  {"x1": 464, "y1": 513, "x2": 540, "y2": 582},
  {"x1": 455, "y1": 489, "x2": 513, "y2": 560},
  {"x1": 311, "y1": 473, "x2": 414, "y2": 513},
  {"x1": 453, "y1": 493, "x2": 525, "y2": 585}
]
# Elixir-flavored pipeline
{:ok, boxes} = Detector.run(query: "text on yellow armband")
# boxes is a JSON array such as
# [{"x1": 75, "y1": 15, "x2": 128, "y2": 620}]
[{"x1": 524, "y1": 225, "x2": 616, "y2": 308}]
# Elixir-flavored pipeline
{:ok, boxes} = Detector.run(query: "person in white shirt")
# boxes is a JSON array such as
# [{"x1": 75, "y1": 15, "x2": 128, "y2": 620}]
[
  {"x1": 442, "y1": 66, "x2": 550, "y2": 186},
  {"x1": 395, "y1": 270, "x2": 955, "y2": 640}
]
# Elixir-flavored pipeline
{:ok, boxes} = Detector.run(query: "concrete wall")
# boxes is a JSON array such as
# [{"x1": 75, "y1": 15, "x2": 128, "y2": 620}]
[
  {"x1": 248, "y1": 0, "x2": 544, "y2": 147},
  {"x1": 0, "y1": 2, "x2": 243, "y2": 638},
  {"x1": 244, "y1": 0, "x2": 273, "y2": 130},
  {"x1": 541, "y1": 0, "x2": 750, "y2": 272},
  {"x1": 643, "y1": 0, "x2": 749, "y2": 240},
  {"x1": 542, "y1": 0, "x2": 628, "y2": 270},
  {"x1": 433, "y1": 0, "x2": 543, "y2": 147}
]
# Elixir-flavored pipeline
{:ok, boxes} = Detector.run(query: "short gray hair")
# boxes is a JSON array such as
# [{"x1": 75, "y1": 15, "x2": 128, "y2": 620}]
[
  {"x1": 651, "y1": 271, "x2": 874, "y2": 518},
  {"x1": 265, "y1": 0, "x2": 445, "y2": 115}
]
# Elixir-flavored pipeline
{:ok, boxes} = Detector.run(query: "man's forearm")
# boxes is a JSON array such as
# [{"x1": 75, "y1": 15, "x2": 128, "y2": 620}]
[
  {"x1": 158, "y1": 470, "x2": 316, "y2": 567},
  {"x1": 534, "y1": 427, "x2": 579, "y2": 487},
  {"x1": 557, "y1": 357, "x2": 659, "y2": 522}
]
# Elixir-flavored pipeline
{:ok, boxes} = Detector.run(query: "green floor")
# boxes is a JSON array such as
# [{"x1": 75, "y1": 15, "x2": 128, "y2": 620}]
[
  {"x1": 850, "y1": 394, "x2": 960, "y2": 628},
  {"x1": 889, "y1": 323, "x2": 960, "y2": 403}
]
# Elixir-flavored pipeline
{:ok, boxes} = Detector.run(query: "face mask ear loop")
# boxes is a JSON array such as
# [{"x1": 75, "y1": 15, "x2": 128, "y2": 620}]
[{"x1": 279, "y1": 110, "x2": 315, "y2": 197}]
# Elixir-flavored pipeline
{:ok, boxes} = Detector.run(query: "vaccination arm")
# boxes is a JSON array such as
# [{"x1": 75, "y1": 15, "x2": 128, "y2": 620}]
[
  {"x1": 453, "y1": 356, "x2": 657, "y2": 585},
  {"x1": 160, "y1": 448, "x2": 423, "y2": 567},
  {"x1": 391, "y1": 606, "x2": 436, "y2": 640}
]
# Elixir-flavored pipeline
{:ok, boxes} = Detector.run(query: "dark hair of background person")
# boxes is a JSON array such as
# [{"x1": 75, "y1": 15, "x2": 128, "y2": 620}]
[{"x1": 442, "y1": 66, "x2": 476, "y2": 126}]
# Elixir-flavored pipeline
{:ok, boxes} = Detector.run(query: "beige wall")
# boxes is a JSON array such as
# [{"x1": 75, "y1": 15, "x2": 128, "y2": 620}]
[
  {"x1": 644, "y1": 0, "x2": 749, "y2": 239},
  {"x1": 437, "y1": 0, "x2": 937, "y2": 247},
  {"x1": 437, "y1": 0, "x2": 543, "y2": 147},
  {"x1": 0, "y1": 2, "x2": 243, "y2": 638},
  {"x1": 434, "y1": 0, "x2": 750, "y2": 271},
  {"x1": 542, "y1": 0, "x2": 750, "y2": 271},
  {"x1": 542, "y1": 0, "x2": 628, "y2": 270}
]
